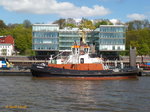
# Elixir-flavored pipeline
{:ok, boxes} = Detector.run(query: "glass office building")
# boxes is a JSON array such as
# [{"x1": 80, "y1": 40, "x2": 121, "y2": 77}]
[
  {"x1": 86, "y1": 29, "x2": 99, "y2": 51},
  {"x1": 98, "y1": 25, "x2": 126, "y2": 51},
  {"x1": 32, "y1": 24, "x2": 126, "y2": 55},
  {"x1": 32, "y1": 24, "x2": 59, "y2": 55},
  {"x1": 59, "y1": 28, "x2": 80, "y2": 51}
]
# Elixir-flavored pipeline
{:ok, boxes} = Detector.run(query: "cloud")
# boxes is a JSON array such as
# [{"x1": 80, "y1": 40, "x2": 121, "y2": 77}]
[
  {"x1": 110, "y1": 19, "x2": 121, "y2": 25},
  {"x1": 0, "y1": 0, "x2": 111, "y2": 18},
  {"x1": 127, "y1": 13, "x2": 146, "y2": 20}
]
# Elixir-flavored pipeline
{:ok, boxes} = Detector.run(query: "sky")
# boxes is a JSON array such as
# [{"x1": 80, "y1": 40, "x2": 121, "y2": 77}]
[{"x1": 0, "y1": 0, "x2": 149, "y2": 24}]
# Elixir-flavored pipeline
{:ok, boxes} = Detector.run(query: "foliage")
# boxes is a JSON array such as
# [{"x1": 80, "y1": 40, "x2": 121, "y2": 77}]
[
  {"x1": 79, "y1": 19, "x2": 96, "y2": 30},
  {"x1": 119, "y1": 50, "x2": 129, "y2": 56},
  {"x1": 0, "y1": 20, "x2": 7, "y2": 29},
  {"x1": 0, "y1": 18, "x2": 150, "y2": 56},
  {"x1": 53, "y1": 18, "x2": 66, "y2": 29},
  {"x1": 23, "y1": 19, "x2": 32, "y2": 28},
  {"x1": 126, "y1": 28, "x2": 150, "y2": 56},
  {"x1": 65, "y1": 23, "x2": 76, "y2": 28},
  {"x1": 12, "y1": 25, "x2": 32, "y2": 54},
  {"x1": 94, "y1": 20, "x2": 113, "y2": 28},
  {"x1": 138, "y1": 43, "x2": 150, "y2": 56},
  {"x1": 24, "y1": 49, "x2": 35, "y2": 56},
  {"x1": 78, "y1": 19, "x2": 96, "y2": 43},
  {"x1": 0, "y1": 20, "x2": 33, "y2": 55},
  {"x1": 120, "y1": 20, "x2": 150, "y2": 56},
  {"x1": 126, "y1": 20, "x2": 149, "y2": 30}
]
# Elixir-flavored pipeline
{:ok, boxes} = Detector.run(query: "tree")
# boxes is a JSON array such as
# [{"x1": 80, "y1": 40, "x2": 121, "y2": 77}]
[
  {"x1": 94, "y1": 20, "x2": 113, "y2": 28},
  {"x1": 23, "y1": 19, "x2": 32, "y2": 28},
  {"x1": 142, "y1": 19, "x2": 150, "y2": 28},
  {"x1": 66, "y1": 18, "x2": 76, "y2": 24},
  {"x1": 126, "y1": 20, "x2": 150, "y2": 31},
  {"x1": 138, "y1": 43, "x2": 150, "y2": 56},
  {"x1": 79, "y1": 20, "x2": 95, "y2": 30},
  {"x1": 53, "y1": 18, "x2": 66, "y2": 29},
  {"x1": 7, "y1": 23, "x2": 19, "y2": 29},
  {"x1": 78, "y1": 19, "x2": 96, "y2": 43},
  {"x1": 65, "y1": 23, "x2": 76, "y2": 28},
  {"x1": 126, "y1": 28, "x2": 150, "y2": 56},
  {"x1": 11, "y1": 25, "x2": 32, "y2": 55},
  {"x1": 126, "y1": 30, "x2": 139, "y2": 49},
  {"x1": 130, "y1": 41, "x2": 139, "y2": 48},
  {"x1": 0, "y1": 20, "x2": 7, "y2": 29}
]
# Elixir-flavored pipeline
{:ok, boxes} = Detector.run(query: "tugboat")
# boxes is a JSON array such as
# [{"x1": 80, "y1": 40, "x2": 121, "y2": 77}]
[{"x1": 31, "y1": 44, "x2": 140, "y2": 80}]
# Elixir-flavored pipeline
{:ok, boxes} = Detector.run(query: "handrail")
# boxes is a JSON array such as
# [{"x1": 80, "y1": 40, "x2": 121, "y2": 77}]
[{"x1": 52, "y1": 51, "x2": 70, "y2": 59}]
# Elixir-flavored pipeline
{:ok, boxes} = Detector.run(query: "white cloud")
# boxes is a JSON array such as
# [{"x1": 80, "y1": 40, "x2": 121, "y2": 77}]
[
  {"x1": 110, "y1": 19, "x2": 121, "y2": 25},
  {"x1": 127, "y1": 13, "x2": 146, "y2": 20},
  {"x1": 0, "y1": 0, "x2": 110, "y2": 18},
  {"x1": 74, "y1": 18, "x2": 82, "y2": 23}
]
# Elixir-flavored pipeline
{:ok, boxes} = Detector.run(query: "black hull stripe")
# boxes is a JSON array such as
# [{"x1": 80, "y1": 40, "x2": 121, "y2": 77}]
[{"x1": 31, "y1": 64, "x2": 139, "y2": 77}]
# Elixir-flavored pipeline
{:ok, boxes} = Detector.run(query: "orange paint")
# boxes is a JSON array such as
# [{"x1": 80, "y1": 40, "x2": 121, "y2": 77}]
[
  {"x1": 71, "y1": 45, "x2": 90, "y2": 48},
  {"x1": 48, "y1": 63, "x2": 104, "y2": 70},
  {"x1": 71, "y1": 45, "x2": 80, "y2": 48}
]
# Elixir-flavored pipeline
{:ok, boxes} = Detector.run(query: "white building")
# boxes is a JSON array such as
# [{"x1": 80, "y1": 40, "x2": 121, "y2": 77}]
[{"x1": 0, "y1": 35, "x2": 14, "y2": 56}]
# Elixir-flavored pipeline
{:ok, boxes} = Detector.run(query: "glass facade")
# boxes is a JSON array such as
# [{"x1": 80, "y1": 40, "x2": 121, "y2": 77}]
[
  {"x1": 86, "y1": 31, "x2": 99, "y2": 51},
  {"x1": 32, "y1": 24, "x2": 126, "y2": 53},
  {"x1": 59, "y1": 30, "x2": 80, "y2": 51},
  {"x1": 32, "y1": 24, "x2": 59, "y2": 31},
  {"x1": 98, "y1": 25, "x2": 126, "y2": 51},
  {"x1": 32, "y1": 24, "x2": 59, "y2": 51}
]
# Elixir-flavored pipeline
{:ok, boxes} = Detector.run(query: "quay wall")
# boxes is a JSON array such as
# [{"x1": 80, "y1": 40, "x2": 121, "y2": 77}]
[
  {"x1": 1, "y1": 56, "x2": 150, "y2": 76},
  {"x1": 1, "y1": 56, "x2": 150, "y2": 67}
]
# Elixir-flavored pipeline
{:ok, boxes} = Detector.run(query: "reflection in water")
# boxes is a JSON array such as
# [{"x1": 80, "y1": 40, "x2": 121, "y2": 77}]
[{"x1": 0, "y1": 76, "x2": 150, "y2": 112}]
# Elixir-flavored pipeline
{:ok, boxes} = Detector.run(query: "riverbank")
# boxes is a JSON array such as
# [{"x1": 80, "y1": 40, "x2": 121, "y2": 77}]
[
  {"x1": 2, "y1": 55, "x2": 150, "y2": 67},
  {"x1": 1, "y1": 56, "x2": 150, "y2": 76},
  {"x1": 0, "y1": 69, "x2": 31, "y2": 76}
]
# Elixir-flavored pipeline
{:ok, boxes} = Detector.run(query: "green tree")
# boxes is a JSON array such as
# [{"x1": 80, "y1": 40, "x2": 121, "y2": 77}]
[
  {"x1": 126, "y1": 20, "x2": 150, "y2": 31},
  {"x1": 23, "y1": 19, "x2": 32, "y2": 28},
  {"x1": 79, "y1": 20, "x2": 95, "y2": 30},
  {"x1": 65, "y1": 23, "x2": 76, "y2": 28},
  {"x1": 0, "y1": 20, "x2": 7, "y2": 29},
  {"x1": 94, "y1": 20, "x2": 113, "y2": 28},
  {"x1": 24, "y1": 49, "x2": 35, "y2": 56},
  {"x1": 78, "y1": 19, "x2": 96, "y2": 43},
  {"x1": 53, "y1": 18, "x2": 66, "y2": 29},
  {"x1": 126, "y1": 30, "x2": 140, "y2": 50},
  {"x1": 138, "y1": 43, "x2": 150, "y2": 56},
  {"x1": 126, "y1": 28, "x2": 150, "y2": 56},
  {"x1": 0, "y1": 19, "x2": 33, "y2": 55},
  {"x1": 11, "y1": 25, "x2": 32, "y2": 55}
]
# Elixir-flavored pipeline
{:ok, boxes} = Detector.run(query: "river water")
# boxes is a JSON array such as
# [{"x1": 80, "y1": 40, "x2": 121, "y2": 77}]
[{"x1": 0, "y1": 76, "x2": 150, "y2": 112}]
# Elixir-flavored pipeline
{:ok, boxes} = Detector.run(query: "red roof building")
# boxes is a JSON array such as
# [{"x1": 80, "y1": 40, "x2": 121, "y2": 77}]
[
  {"x1": 0, "y1": 35, "x2": 15, "y2": 56},
  {"x1": 0, "y1": 35, "x2": 14, "y2": 45}
]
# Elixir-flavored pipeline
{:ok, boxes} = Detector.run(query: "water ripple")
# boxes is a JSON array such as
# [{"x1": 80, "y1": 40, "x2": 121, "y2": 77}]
[{"x1": 0, "y1": 76, "x2": 150, "y2": 112}]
